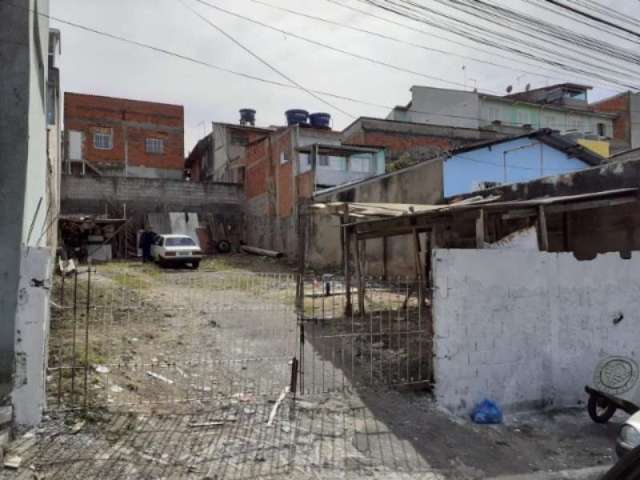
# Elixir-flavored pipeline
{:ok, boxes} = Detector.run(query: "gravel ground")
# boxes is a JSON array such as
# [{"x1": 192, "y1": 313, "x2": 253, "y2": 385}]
[{"x1": 0, "y1": 258, "x2": 621, "y2": 479}]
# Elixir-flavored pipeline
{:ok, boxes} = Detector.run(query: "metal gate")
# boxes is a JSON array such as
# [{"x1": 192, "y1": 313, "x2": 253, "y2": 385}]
[
  {"x1": 47, "y1": 266, "x2": 298, "y2": 412},
  {"x1": 298, "y1": 275, "x2": 433, "y2": 394}
]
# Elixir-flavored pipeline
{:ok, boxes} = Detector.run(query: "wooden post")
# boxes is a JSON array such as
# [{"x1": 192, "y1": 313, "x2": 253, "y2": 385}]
[
  {"x1": 354, "y1": 238, "x2": 365, "y2": 316},
  {"x1": 562, "y1": 212, "x2": 570, "y2": 251},
  {"x1": 412, "y1": 228, "x2": 424, "y2": 307},
  {"x1": 344, "y1": 225, "x2": 353, "y2": 317},
  {"x1": 382, "y1": 236, "x2": 388, "y2": 281},
  {"x1": 296, "y1": 205, "x2": 307, "y2": 312},
  {"x1": 538, "y1": 205, "x2": 549, "y2": 251},
  {"x1": 475, "y1": 208, "x2": 485, "y2": 248}
]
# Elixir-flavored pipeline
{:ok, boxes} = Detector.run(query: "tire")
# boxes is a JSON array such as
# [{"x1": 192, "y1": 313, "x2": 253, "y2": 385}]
[
  {"x1": 216, "y1": 240, "x2": 231, "y2": 254},
  {"x1": 190, "y1": 260, "x2": 200, "y2": 270},
  {"x1": 588, "y1": 393, "x2": 617, "y2": 423},
  {"x1": 601, "y1": 445, "x2": 640, "y2": 480}
]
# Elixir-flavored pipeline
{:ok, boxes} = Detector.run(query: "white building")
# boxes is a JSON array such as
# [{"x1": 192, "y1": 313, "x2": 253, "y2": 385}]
[
  {"x1": 0, "y1": 0, "x2": 61, "y2": 427},
  {"x1": 389, "y1": 84, "x2": 616, "y2": 139}
]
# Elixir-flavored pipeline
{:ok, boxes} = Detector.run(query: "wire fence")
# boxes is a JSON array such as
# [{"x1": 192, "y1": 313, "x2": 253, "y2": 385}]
[{"x1": 47, "y1": 266, "x2": 433, "y2": 412}]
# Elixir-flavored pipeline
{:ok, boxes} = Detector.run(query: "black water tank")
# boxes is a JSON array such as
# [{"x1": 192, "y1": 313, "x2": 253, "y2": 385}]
[
  {"x1": 309, "y1": 112, "x2": 331, "y2": 129},
  {"x1": 285, "y1": 109, "x2": 309, "y2": 126},
  {"x1": 239, "y1": 109, "x2": 256, "y2": 126}
]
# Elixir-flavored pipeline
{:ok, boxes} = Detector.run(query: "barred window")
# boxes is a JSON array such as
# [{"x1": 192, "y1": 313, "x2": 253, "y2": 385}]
[
  {"x1": 93, "y1": 129, "x2": 112, "y2": 150},
  {"x1": 145, "y1": 138, "x2": 164, "y2": 154}
]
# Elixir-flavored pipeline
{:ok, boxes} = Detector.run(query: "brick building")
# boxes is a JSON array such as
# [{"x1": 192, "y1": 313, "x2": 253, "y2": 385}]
[
  {"x1": 242, "y1": 123, "x2": 385, "y2": 256},
  {"x1": 592, "y1": 91, "x2": 640, "y2": 154},
  {"x1": 64, "y1": 92, "x2": 184, "y2": 179},
  {"x1": 185, "y1": 122, "x2": 272, "y2": 183},
  {"x1": 341, "y1": 117, "x2": 531, "y2": 169}
]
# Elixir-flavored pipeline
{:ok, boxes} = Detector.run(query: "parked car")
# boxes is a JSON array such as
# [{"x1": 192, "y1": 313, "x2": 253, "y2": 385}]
[
  {"x1": 151, "y1": 234, "x2": 202, "y2": 269},
  {"x1": 618, "y1": 411, "x2": 640, "y2": 459}
]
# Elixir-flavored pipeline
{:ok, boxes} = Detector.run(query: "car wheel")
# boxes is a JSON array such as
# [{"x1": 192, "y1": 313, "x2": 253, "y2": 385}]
[
  {"x1": 588, "y1": 393, "x2": 617, "y2": 423},
  {"x1": 602, "y1": 445, "x2": 640, "y2": 480},
  {"x1": 216, "y1": 240, "x2": 231, "y2": 254},
  {"x1": 191, "y1": 260, "x2": 200, "y2": 269}
]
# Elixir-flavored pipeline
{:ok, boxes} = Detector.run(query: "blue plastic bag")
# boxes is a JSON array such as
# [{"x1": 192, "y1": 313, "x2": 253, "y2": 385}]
[{"x1": 471, "y1": 399, "x2": 503, "y2": 424}]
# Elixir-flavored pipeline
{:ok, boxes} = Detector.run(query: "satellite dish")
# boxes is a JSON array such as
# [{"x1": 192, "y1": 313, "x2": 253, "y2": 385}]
[
  {"x1": 525, "y1": 83, "x2": 531, "y2": 91},
  {"x1": 506, "y1": 85, "x2": 513, "y2": 93}
]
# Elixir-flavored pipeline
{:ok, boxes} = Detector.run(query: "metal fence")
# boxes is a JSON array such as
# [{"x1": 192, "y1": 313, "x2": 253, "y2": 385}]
[
  {"x1": 299, "y1": 275, "x2": 433, "y2": 394},
  {"x1": 48, "y1": 266, "x2": 433, "y2": 412}
]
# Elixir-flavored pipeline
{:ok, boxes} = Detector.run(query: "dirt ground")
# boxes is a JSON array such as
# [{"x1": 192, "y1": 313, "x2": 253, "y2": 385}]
[{"x1": 0, "y1": 256, "x2": 622, "y2": 479}]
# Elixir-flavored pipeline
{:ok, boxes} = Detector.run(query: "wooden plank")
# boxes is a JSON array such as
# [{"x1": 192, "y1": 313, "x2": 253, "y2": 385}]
[
  {"x1": 475, "y1": 209, "x2": 485, "y2": 248},
  {"x1": 538, "y1": 205, "x2": 549, "y2": 251}
]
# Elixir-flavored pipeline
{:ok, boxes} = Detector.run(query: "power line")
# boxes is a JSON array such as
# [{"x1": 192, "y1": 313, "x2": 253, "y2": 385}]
[
  {"x1": 189, "y1": 0, "x2": 497, "y2": 94},
  {"x1": 357, "y1": 0, "x2": 640, "y2": 90},
  {"x1": 237, "y1": 0, "x2": 586, "y2": 86},
  {"x1": 323, "y1": 0, "x2": 633, "y2": 92},
  {"x1": 543, "y1": 0, "x2": 640, "y2": 39},
  {"x1": 6, "y1": 1, "x2": 625, "y2": 130},
  {"x1": 178, "y1": 0, "x2": 356, "y2": 119},
  {"x1": 379, "y1": 0, "x2": 640, "y2": 81}
]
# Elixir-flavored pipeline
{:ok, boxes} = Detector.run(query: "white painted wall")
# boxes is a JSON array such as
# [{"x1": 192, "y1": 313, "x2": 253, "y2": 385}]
[
  {"x1": 403, "y1": 87, "x2": 480, "y2": 129},
  {"x1": 12, "y1": 246, "x2": 53, "y2": 426},
  {"x1": 432, "y1": 249, "x2": 639, "y2": 414}
]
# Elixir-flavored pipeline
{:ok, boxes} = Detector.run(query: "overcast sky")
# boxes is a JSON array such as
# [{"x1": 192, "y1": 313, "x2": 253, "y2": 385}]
[{"x1": 50, "y1": 0, "x2": 640, "y2": 155}]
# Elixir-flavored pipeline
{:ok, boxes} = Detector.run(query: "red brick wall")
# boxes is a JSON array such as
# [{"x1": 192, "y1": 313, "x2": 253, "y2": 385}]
[
  {"x1": 274, "y1": 133, "x2": 294, "y2": 217},
  {"x1": 592, "y1": 93, "x2": 629, "y2": 144},
  {"x1": 344, "y1": 130, "x2": 470, "y2": 164},
  {"x1": 64, "y1": 92, "x2": 184, "y2": 172},
  {"x1": 245, "y1": 138, "x2": 269, "y2": 199}
]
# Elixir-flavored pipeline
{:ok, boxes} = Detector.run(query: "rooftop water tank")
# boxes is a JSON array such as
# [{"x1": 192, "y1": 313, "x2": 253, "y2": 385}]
[
  {"x1": 309, "y1": 112, "x2": 331, "y2": 129},
  {"x1": 239, "y1": 109, "x2": 256, "y2": 126},
  {"x1": 285, "y1": 109, "x2": 309, "y2": 126}
]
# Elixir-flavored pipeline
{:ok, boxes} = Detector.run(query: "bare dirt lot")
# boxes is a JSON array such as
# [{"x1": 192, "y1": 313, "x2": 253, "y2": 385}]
[{"x1": 0, "y1": 256, "x2": 622, "y2": 479}]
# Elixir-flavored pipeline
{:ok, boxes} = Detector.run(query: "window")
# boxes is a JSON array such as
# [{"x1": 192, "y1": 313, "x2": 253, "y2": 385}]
[
  {"x1": 165, "y1": 237, "x2": 196, "y2": 247},
  {"x1": 145, "y1": 138, "x2": 164, "y2": 154},
  {"x1": 597, "y1": 123, "x2": 606, "y2": 137},
  {"x1": 93, "y1": 129, "x2": 112, "y2": 150},
  {"x1": 280, "y1": 152, "x2": 290, "y2": 164},
  {"x1": 318, "y1": 155, "x2": 329, "y2": 167},
  {"x1": 350, "y1": 154, "x2": 372, "y2": 173}
]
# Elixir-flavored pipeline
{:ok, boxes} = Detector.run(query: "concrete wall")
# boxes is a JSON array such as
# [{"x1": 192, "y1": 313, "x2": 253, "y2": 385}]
[
  {"x1": 444, "y1": 137, "x2": 590, "y2": 197},
  {"x1": 308, "y1": 158, "x2": 443, "y2": 275},
  {"x1": 61, "y1": 175, "x2": 244, "y2": 218},
  {"x1": 390, "y1": 87, "x2": 480, "y2": 129},
  {"x1": 0, "y1": 0, "x2": 54, "y2": 426},
  {"x1": 432, "y1": 249, "x2": 639, "y2": 414}
]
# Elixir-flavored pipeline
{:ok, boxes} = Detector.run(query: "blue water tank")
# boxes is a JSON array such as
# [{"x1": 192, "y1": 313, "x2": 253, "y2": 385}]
[
  {"x1": 285, "y1": 109, "x2": 309, "y2": 126},
  {"x1": 309, "y1": 112, "x2": 331, "y2": 129}
]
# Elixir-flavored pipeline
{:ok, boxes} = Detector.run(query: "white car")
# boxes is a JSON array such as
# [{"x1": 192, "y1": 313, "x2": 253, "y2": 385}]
[
  {"x1": 617, "y1": 411, "x2": 640, "y2": 459},
  {"x1": 151, "y1": 234, "x2": 202, "y2": 269}
]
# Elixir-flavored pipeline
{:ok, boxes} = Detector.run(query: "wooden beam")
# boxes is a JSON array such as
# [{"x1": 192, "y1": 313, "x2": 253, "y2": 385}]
[
  {"x1": 538, "y1": 205, "x2": 549, "y2": 251},
  {"x1": 344, "y1": 225, "x2": 353, "y2": 317},
  {"x1": 475, "y1": 209, "x2": 485, "y2": 248}
]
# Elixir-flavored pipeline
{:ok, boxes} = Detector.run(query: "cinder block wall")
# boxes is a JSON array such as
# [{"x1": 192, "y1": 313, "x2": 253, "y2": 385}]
[
  {"x1": 432, "y1": 249, "x2": 640, "y2": 414},
  {"x1": 61, "y1": 176, "x2": 245, "y2": 235}
]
